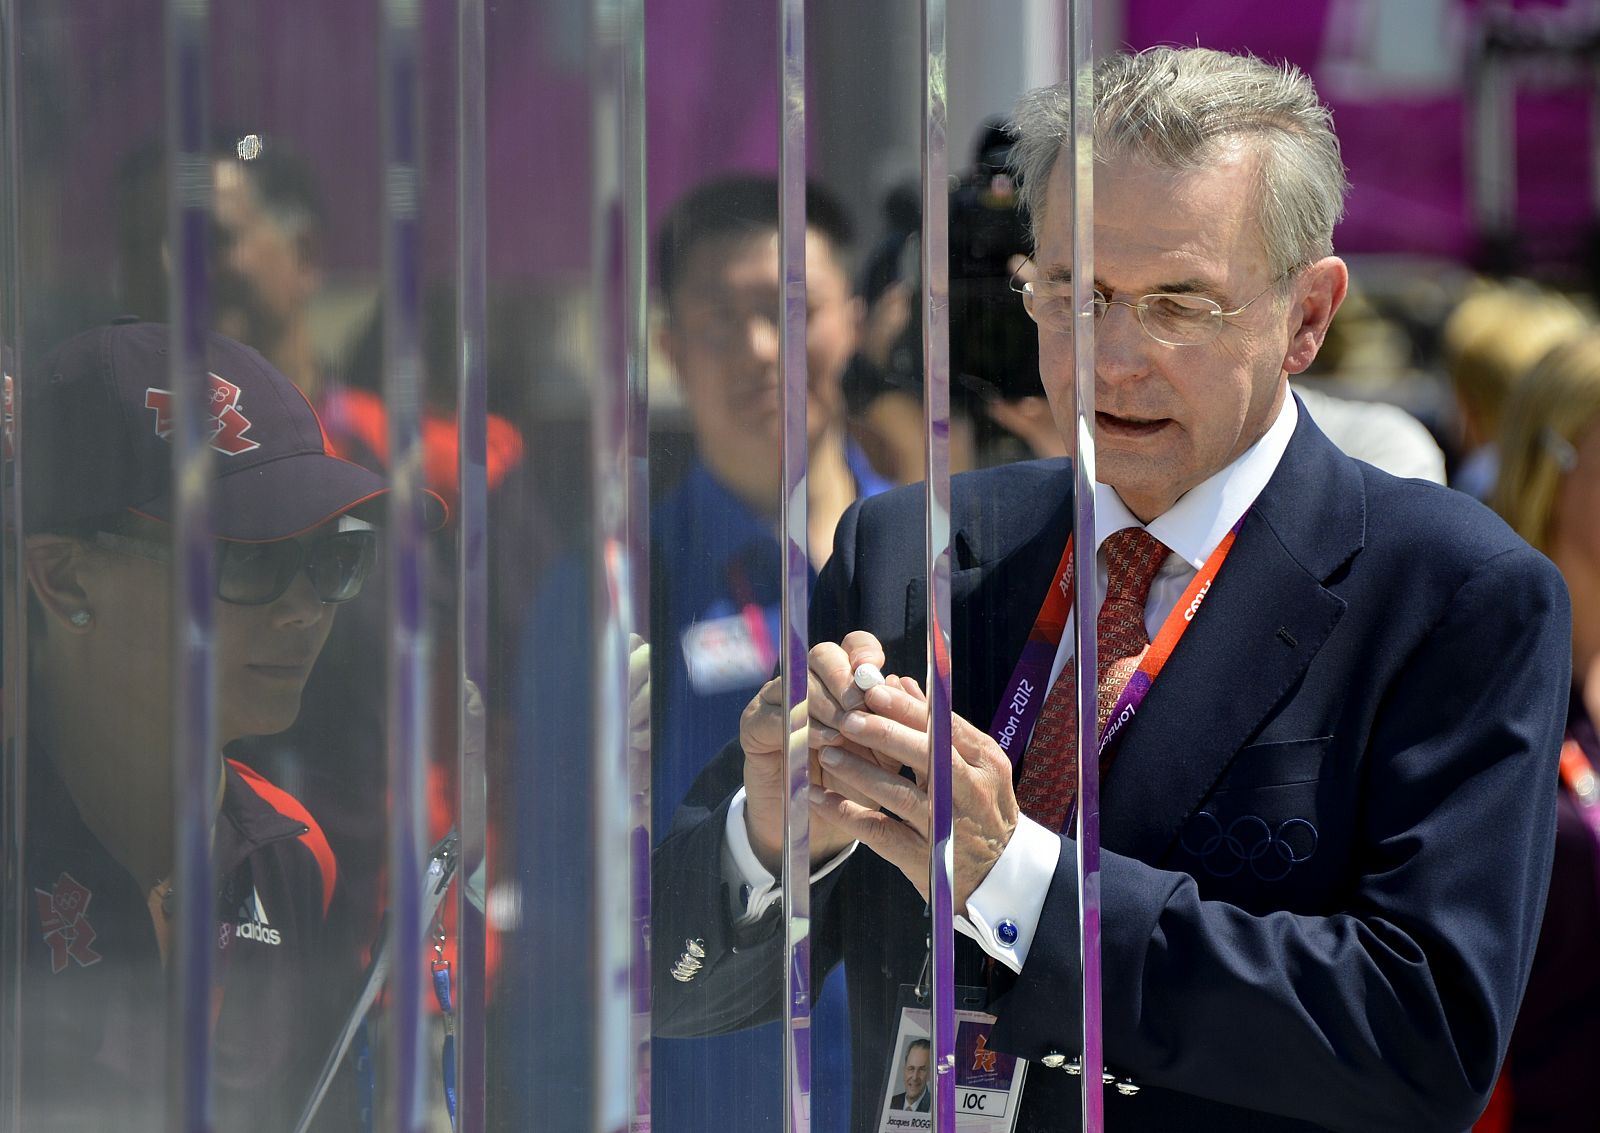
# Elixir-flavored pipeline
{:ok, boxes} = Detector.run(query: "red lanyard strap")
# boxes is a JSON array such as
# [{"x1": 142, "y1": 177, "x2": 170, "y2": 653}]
[
  {"x1": 1560, "y1": 739, "x2": 1600, "y2": 820},
  {"x1": 1558, "y1": 738, "x2": 1600, "y2": 922}
]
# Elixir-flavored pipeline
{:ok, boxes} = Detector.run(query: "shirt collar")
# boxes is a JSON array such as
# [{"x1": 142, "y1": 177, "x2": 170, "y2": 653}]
[{"x1": 1093, "y1": 391, "x2": 1298, "y2": 570}]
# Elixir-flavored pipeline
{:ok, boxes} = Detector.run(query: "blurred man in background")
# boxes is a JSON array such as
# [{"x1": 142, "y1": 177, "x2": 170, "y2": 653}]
[{"x1": 645, "y1": 173, "x2": 890, "y2": 1133}]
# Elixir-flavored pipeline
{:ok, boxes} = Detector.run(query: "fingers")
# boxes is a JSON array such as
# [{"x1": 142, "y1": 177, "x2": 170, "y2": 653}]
[
  {"x1": 841, "y1": 630, "x2": 888, "y2": 672},
  {"x1": 862, "y1": 681, "x2": 930, "y2": 733},
  {"x1": 809, "y1": 787, "x2": 929, "y2": 899},
  {"x1": 814, "y1": 697, "x2": 1017, "y2": 913},
  {"x1": 739, "y1": 676, "x2": 798, "y2": 758},
  {"x1": 817, "y1": 746, "x2": 928, "y2": 835},
  {"x1": 752, "y1": 633, "x2": 917, "y2": 762},
  {"x1": 862, "y1": 684, "x2": 1003, "y2": 775},
  {"x1": 836, "y1": 700, "x2": 931, "y2": 778},
  {"x1": 950, "y1": 709, "x2": 1010, "y2": 771},
  {"x1": 807, "y1": 632, "x2": 887, "y2": 726}
]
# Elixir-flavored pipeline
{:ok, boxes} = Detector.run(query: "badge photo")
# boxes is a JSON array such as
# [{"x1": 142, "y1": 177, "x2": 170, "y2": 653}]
[{"x1": 877, "y1": 999, "x2": 1027, "y2": 1133}]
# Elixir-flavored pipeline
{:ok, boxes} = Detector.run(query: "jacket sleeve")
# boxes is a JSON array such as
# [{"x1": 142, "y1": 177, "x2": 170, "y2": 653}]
[
  {"x1": 649, "y1": 501, "x2": 869, "y2": 1037},
  {"x1": 988, "y1": 543, "x2": 1571, "y2": 1132}
]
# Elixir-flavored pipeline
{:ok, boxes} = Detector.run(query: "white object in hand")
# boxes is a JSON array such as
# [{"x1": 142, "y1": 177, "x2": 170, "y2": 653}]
[{"x1": 853, "y1": 662, "x2": 885, "y2": 691}]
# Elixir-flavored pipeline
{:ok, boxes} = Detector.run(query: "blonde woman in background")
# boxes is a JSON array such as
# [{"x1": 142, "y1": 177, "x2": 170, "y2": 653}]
[
  {"x1": 1485, "y1": 331, "x2": 1600, "y2": 1132},
  {"x1": 1445, "y1": 281, "x2": 1589, "y2": 500}
]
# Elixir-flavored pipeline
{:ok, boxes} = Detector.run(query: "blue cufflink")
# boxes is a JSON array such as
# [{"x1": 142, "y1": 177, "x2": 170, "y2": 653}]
[{"x1": 996, "y1": 919, "x2": 1019, "y2": 947}]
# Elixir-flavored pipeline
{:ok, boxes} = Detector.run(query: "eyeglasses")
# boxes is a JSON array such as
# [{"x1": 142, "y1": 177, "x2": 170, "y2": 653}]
[
  {"x1": 93, "y1": 522, "x2": 377, "y2": 606},
  {"x1": 1013, "y1": 266, "x2": 1299, "y2": 348}
]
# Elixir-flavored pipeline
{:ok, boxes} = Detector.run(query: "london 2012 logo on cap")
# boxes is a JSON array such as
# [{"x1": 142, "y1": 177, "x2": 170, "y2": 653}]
[{"x1": 144, "y1": 373, "x2": 262, "y2": 456}]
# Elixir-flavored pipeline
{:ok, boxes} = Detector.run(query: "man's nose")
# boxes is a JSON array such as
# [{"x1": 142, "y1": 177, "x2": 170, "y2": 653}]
[
  {"x1": 271, "y1": 569, "x2": 328, "y2": 627},
  {"x1": 1094, "y1": 299, "x2": 1153, "y2": 386}
]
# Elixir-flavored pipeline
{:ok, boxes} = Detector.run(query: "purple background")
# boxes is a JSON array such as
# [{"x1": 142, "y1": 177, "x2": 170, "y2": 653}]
[
  {"x1": 20, "y1": 0, "x2": 1592, "y2": 292},
  {"x1": 1122, "y1": 0, "x2": 1591, "y2": 261}
]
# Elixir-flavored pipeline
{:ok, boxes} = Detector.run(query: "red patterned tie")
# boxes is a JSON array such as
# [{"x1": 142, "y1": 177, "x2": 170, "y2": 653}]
[{"x1": 1015, "y1": 528, "x2": 1169, "y2": 830}]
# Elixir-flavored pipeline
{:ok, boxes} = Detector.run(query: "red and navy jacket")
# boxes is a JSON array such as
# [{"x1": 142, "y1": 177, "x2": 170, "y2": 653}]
[{"x1": 20, "y1": 748, "x2": 360, "y2": 1132}]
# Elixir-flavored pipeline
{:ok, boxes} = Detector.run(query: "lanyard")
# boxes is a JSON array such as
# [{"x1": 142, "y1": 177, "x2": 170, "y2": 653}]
[
  {"x1": 1558, "y1": 738, "x2": 1600, "y2": 916},
  {"x1": 291, "y1": 831, "x2": 458, "y2": 1133},
  {"x1": 1559, "y1": 738, "x2": 1600, "y2": 836},
  {"x1": 987, "y1": 514, "x2": 1248, "y2": 773},
  {"x1": 431, "y1": 910, "x2": 458, "y2": 1130}
]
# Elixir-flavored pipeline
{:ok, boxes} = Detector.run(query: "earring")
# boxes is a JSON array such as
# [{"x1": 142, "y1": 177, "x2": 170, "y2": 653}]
[{"x1": 69, "y1": 610, "x2": 92, "y2": 628}]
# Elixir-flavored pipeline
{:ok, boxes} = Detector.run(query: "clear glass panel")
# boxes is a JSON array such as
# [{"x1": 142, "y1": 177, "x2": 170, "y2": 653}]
[
  {"x1": 488, "y1": 0, "x2": 647, "y2": 1129},
  {"x1": 922, "y1": 0, "x2": 959, "y2": 1123},
  {"x1": 9, "y1": 4, "x2": 178, "y2": 1128},
  {"x1": 642, "y1": 0, "x2": 795, "y2": 1123},
  {"x1": 11, "y1": 5, "x2": 1568, "y2": 1133},
  {"x1": 454, "y1": 0, "x2": 491, "y2": 1126},
  {"x1": 777, "y1": 0, "x2": 815, "y2": 1126},
  {"x1": 207, "y1": 3, "x2": 405, "y2": 1128}
]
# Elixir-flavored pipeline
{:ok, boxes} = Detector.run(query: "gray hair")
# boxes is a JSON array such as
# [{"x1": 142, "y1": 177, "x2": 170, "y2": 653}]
[{"x1": 1011, "y1": 46, "x2": 1349, "y2": 276}]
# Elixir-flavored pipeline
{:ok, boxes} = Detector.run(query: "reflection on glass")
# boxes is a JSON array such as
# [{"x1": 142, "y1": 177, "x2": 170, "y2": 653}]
[
  {"x1": 17, "y1": 323, "x2": 436, "y2": 1131},
  {"x1": 649, "y1": 176, "x2": 879, "y2": 1131},
  {"x1": 15, "y1": 4, "x2": 1575, "y2": 1132}
]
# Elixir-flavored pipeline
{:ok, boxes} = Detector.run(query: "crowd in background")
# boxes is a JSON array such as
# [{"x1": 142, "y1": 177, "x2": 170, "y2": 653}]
[{"x1": 11, "y1": 92, "x2": 1600, "y2": 1130}]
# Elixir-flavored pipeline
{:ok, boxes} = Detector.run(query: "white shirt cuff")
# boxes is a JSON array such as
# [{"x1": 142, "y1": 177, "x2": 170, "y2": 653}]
[
  {"x1": 723, "y1": 787, "x2": 856, "y2": 925},
  {"x1": 954, "y1": 815, "x2": 1061, "y2": 973}
]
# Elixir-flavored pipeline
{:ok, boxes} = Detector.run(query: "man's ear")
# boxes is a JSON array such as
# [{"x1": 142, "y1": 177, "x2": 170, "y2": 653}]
[
  {"x1": 23, "y1": 535, "x2": 95, "y2": 632},
  {"x1": 1282, "y1": 256, "x2": 1348, "y2": 376}
]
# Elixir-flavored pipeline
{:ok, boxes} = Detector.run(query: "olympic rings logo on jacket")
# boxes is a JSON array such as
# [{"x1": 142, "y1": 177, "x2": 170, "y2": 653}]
[{"x1": 1179, "y1": 812, "x2": 1319, "y2": 882}]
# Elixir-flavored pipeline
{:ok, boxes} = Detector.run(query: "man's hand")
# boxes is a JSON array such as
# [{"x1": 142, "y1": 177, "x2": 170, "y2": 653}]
[
  {"x1": 739, "y1": 631, "x2": 903, "y2": 874},
  {"x1": 812, "y1": 678, "x2": 1020, "y2": 914}
]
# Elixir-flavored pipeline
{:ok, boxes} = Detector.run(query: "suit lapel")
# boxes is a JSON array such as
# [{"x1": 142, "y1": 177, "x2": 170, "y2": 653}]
[
  {"x1": 907, "y1": 464, "x2": 1076, "y2": 727},
  {"x1": 1100, "y1": 413, "x2": 1365, "y2": 862}
]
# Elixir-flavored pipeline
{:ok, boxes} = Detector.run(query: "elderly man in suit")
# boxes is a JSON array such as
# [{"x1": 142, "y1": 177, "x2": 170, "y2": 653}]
[
  {"x1": 889, "y1": 1039, "x2": 932, "y2": 1113},
  {"x1": 654, "y1": 46, "x2": 1570, "y2": 1132}
]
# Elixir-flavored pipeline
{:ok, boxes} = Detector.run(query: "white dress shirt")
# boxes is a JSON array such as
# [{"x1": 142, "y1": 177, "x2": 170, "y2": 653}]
[{"x1": 725, "y1": 393, "x2": 1300, "y2": 973}]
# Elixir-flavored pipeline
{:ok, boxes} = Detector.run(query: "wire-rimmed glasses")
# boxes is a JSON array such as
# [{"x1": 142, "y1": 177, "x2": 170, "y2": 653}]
[{"x1": 1013, "y1": 266, "x2": 1299, "y2": 348}]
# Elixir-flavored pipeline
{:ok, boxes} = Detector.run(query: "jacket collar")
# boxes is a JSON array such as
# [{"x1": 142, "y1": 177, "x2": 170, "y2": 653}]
[
  {"x1": 946, "y1": 460, "x2": 1078, "y2": 726},
  {"x1": 24, "y1": 745, "x2": 306, "y2": 900},
  {"x1": 216, "y1": 762, "x2": 310, "y2": 877}
]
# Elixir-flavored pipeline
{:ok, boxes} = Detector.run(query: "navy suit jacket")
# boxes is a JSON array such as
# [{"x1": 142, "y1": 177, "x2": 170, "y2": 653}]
[{"x1": 654, "y1": 410, "x2": 1571, "y2": 1132}]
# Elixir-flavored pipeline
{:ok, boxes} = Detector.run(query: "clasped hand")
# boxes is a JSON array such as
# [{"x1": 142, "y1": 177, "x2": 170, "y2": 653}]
[{"x1": 739, "y1": 630, "x2": 1020, "y2": 913}]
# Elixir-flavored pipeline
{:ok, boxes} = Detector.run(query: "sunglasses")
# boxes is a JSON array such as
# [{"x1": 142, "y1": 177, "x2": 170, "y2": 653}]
[{"x1": 94, "y1": 522, "x2": 377, "y2": 606}]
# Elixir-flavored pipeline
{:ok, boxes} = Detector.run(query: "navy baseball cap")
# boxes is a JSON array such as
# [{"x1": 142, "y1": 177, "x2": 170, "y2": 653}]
[{"x1": 20, "y1": 319, "x2": 446, "y2": 540}]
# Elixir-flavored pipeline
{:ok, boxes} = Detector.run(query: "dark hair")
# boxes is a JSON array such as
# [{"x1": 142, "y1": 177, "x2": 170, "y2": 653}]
[
  {"x1": 655, "y1": 174, "x2": 855, "y2": 307},
  {"x1": 905, "y1": 1038, "x2": 931, "y2": 1057},
  {"x1": 113, "y1": 133, "x2": 325, "y2": 321},
  {"x1": 113, "y1": 141, "x2": 173, "y2": 322}
]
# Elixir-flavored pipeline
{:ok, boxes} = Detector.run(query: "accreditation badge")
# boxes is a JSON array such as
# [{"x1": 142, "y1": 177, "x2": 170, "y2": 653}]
[
  {"x1": 680, "y1": 605, "x2": 778, "y2": 695},
  {"x1": 877, "y1": 986, "x2": 1026, "y2": 1133}
]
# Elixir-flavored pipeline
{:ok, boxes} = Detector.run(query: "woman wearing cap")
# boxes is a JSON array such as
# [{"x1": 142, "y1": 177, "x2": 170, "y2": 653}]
[
  {"x1": 1481, "y1": 330, "x2": 1600, "y2": 1132},
  {"x1": 17, "y1": 320, "x2": 436, "y2": 1131}
]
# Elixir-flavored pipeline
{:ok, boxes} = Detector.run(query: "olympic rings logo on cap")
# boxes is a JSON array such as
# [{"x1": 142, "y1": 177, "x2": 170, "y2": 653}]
[{"x1": 1179, "y1": 812, "x2": 1318, "y2": 882}]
